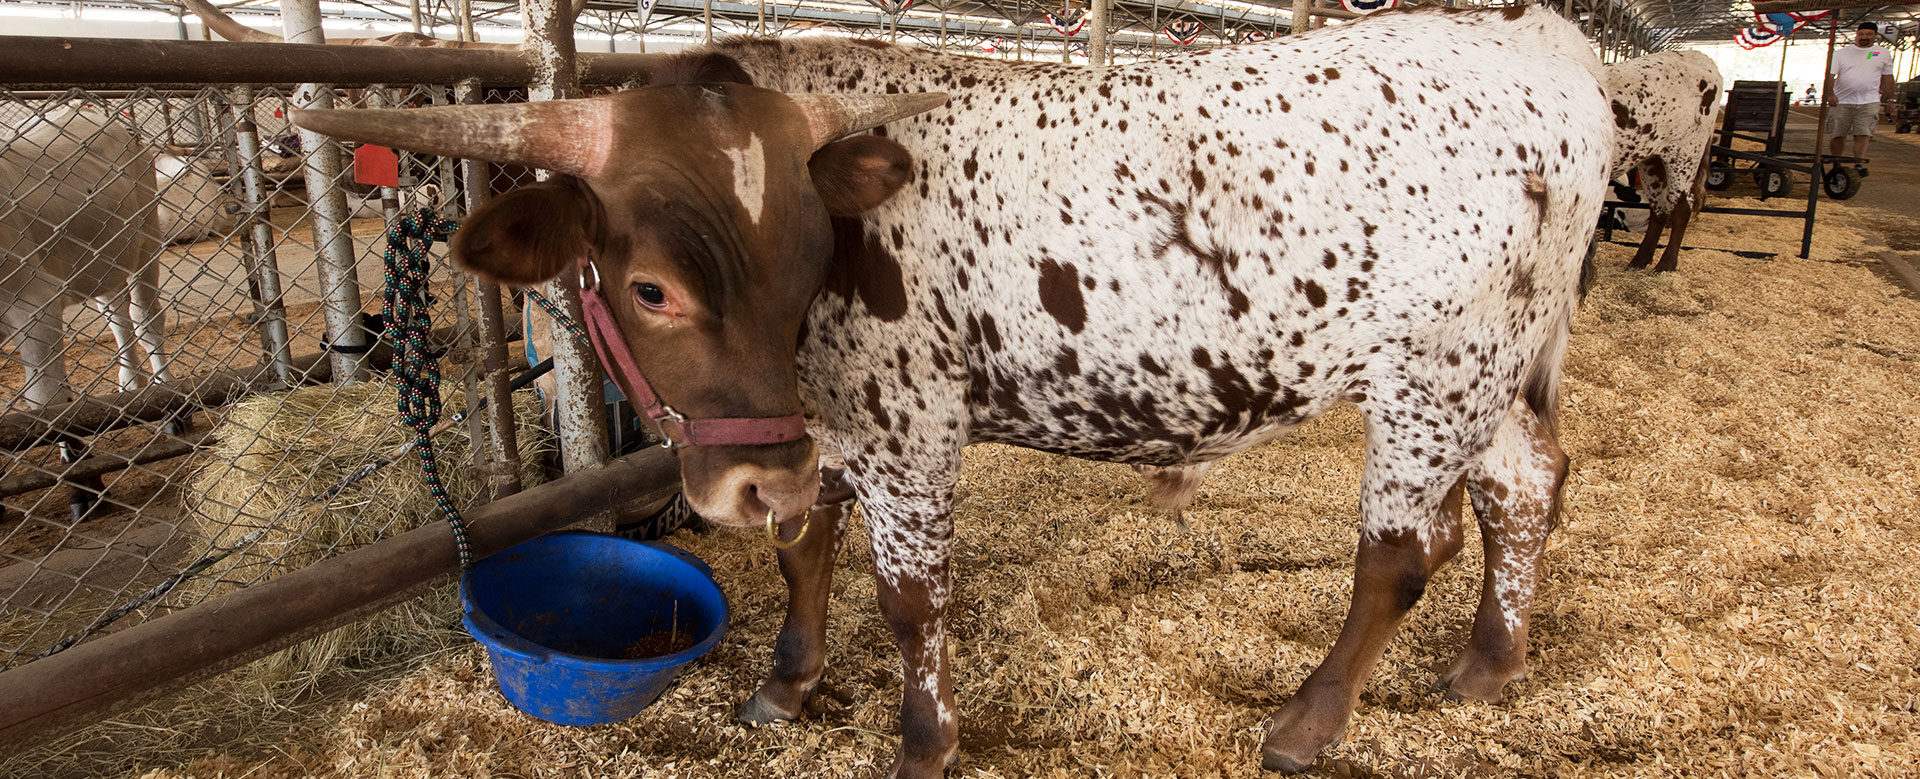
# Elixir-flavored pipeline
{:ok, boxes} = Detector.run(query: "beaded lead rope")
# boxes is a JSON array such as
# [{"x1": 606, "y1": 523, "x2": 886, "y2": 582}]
[{"x1": 382, "y1": 209, "x2": 472, "y2": 568}]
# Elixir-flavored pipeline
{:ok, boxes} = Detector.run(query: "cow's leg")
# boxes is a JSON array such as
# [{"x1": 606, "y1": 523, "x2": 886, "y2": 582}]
[
  {"x1": 738, "y1": 499, "x2": 850, "y2": 724},
  {"x1": 128, "y1": 271, "x2": 171, "y2": 385},
  {"x1": 1435, "y1": 401, "x2": 1568, "y2": 702},
  {"x1": 858, "y1": 479, "x2": 960, "y2": 778},
  {"x1": 1134, "y1": 461, "x2": 1215, "y2": 532},
  {"x1": 127, "y1": 273, "x2": 189, "y2": 434},
  {"x1": 17, "y1": 305, "x2": 103, "y2": 521},
  {"x1": 94, "y1": 294, "x2": 144, "y2": 392},
  {"x1": 1626, "y1": 207, "x2": 1670, "y2": 270},
  {"x1": 1262, "y1": 411, "x2": 1471, "y2": 773},
  {"x1": 1651, "y1": 196, "x2": 1693, "y2": 274},
  {"x1": 13, "y1": 303, "x2": 71, "y2": 410}
]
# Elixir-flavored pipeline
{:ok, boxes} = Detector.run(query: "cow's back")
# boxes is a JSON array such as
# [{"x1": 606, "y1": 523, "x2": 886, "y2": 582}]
[
  {"x1": 2, "y1": 108, "x2": 159, "y2": 306},
  {"x1": 1605, "y1": 50, "x2": 1723, "y2": 179},
  {"x1": 720, "y1": 8, "x2": 1610, "y2": 464}
]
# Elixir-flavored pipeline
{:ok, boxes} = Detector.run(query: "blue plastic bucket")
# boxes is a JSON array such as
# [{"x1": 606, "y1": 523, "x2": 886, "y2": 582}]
[{"x1": 459, "y1": 532, "x2": 729, "y2": 726}]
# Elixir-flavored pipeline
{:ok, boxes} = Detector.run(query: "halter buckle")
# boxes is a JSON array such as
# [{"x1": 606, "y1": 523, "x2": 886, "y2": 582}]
[{"x1": 655, "y1": 404, "x2": 688, "y2": 449}]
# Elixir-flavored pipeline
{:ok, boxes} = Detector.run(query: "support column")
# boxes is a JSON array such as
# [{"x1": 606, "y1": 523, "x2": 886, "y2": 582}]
[
  {"x1": 521, "y1": 0, "x2": 611, "y2": 494},
  {"x1": 1089, "y1": 0, "x2": 1109, "y2": 66},
  {"x1": 282, "y1": 0, "x2": 370, "y2": 383}
]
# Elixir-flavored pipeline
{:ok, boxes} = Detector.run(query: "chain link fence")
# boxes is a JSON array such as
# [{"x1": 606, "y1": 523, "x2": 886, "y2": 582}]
[{"x1": 0, "y1": 81, "x2": 557, "y2": 673}]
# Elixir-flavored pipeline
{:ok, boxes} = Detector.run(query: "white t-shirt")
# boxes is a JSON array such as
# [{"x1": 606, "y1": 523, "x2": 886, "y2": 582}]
[{"x1": 1830, "y1": 44, "x2": 1893, "y2": 105}]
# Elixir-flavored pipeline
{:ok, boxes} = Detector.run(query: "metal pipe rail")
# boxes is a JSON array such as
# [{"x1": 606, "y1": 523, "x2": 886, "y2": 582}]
[
  {"x1": 0, "y1": 321, "x2": 509, "y2": 454},
  {"x1": 0, "y1": 447, "x2": 683, "y2": 755},
  {"x1": 0, "y1": 35, "x2": 664, "y2": 89}
]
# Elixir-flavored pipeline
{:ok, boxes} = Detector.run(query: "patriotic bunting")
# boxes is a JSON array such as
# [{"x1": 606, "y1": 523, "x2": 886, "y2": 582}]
[
  {"x1": 1735, "y1": 9, "x2": 1832, "y2": 49},
  {"x1": 1240, "y1": 29, "x2": 1271, "y2": 44},
  {"x1": 1340, "y1": 0, "x2": 1399, "y2": 13},
  {"x1": 1046, "y1": 9, "x2": 1087, "y2": 36},
  {"x1": 977, "y1": 36, "x2": 1004, "y2": 54},
  {"x1": 1163, "y1": 20, "x2": 1204, "y2": 46}
]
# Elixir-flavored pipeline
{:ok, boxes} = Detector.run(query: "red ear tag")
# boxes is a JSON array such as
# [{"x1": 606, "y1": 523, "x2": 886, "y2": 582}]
[{"x1": 353, "y1": 144, "x2": 401, "y2": 188}]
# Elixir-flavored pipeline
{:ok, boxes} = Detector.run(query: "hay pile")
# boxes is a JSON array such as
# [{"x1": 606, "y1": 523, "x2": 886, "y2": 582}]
[
  {"x1": 174, "y1": 379, "x2": 550, "y2": 696},
  {"x1": 15, "y1": 199, "x2": 1920, "y2": 778}
]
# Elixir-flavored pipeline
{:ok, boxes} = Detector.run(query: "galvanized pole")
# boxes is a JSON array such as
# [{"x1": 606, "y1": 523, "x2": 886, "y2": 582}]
[
  {"x1": 365, "y1": 85, "x2": 404, "y2": 226},
  {"x1": 227, "y1": 87, "x2": 296, "y2": 386},
  {"x1": 1291, "y1": 0, "x2": 1308, "y2": 35},
  {"x1": 409, "y1": 0, "x2": 423, "y2": 33},
  {"x1": 522, "y1": 0, "x2": 611, "y2": 490},
  {"x1": 704, "y1": 0, "x2": 713, "y2": 44},
  {"x1": 458, "y1": 0, "x2": 476, "y2": 43},
  {"x1": 456, "y1": 79, "x2": 525, "y2": 499},
  {"x1": 1089, "y1": 0, "x2": 1109, "y2": 66},
  {"x1": 282, "y1": 0, "x2": 371, "y2": 382}
]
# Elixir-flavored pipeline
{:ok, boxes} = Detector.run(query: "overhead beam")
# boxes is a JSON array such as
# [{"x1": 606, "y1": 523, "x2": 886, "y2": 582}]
[
  {"x1": 0, "y1": 35, "x2": 665, "y2": 87},
  {"x1": 1754, "y1": 0, "x2": 1920, "y2": 12}
]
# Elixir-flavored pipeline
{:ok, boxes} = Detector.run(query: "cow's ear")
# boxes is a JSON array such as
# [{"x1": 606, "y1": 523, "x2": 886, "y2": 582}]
[
  {"x1": 452, "y1": 179, "x2": 598, "y2": 286},
  {"x1": 808, "y1": 135, "x2": 914, "y2": 216}
]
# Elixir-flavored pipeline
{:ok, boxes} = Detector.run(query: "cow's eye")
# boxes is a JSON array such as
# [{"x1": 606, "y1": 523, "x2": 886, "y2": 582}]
[{"x1": 634, "y1": 282, "x2": 668, "y2": 310}]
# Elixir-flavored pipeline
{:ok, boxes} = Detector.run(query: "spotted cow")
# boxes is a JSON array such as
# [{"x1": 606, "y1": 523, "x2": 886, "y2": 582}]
[
  {"x1": 296, "y1": 5, "x2": 1612, "y2": 775},
  {"x1": 1605, "y1": 50, "x2": 1723, "y2": 273}
]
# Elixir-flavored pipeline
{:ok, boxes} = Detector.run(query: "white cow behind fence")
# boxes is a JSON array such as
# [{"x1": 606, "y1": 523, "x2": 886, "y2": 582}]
[
  {"x1": 153, "y1": 149, "x2": 241, "y2": 245},
  {"x1": 2, "y1": 108, "x2": 173, "y2": 412}
]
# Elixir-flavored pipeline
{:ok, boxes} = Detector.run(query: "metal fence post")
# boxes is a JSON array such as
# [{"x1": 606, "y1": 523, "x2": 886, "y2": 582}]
[
  {"x1": 282, "y1": 0, "x2": 371, "y2": 383},
  {"x1": 227, "y1": 86, "x2": 296, "y2": 385},
  {"x1": 456, "y1": 79, "x2": 525, "y2": 500},
  {"x1": 525, "y1": 0, "x2": 610, "y2": 475}
]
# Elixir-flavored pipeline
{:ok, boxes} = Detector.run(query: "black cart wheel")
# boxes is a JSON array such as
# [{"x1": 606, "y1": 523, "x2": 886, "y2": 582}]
[
  {"x1": 1824, "y1": 165, "x2": 1863, "y2": 200},
  {"x1": 1756, "y1": 169, "x2": 1791, "y2": 199},
  {"x1": 1704, "y1": 162, "x2": 1735, "y2": 191},
  {"x1": 1897, "y1": 123, "x2": 1912, "y2": 134}
]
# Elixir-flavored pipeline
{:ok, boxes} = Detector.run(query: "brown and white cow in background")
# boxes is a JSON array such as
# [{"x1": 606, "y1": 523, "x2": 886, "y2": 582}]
[
  {"x1": 1605, "y1": 50, "x2": 1722, "y2": 273},
  {"x1": 298, "y1": 5, "x2": 1612, "y2": 775}
]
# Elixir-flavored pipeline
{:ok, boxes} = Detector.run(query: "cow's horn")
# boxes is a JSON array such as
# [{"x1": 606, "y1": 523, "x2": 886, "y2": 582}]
[
  {"x1": 787, "y1": 92, "x2": 950, "y2": 150},
  {"x1": 179, "y1": 0, "x2": 283, "y2": 43},
  {"x1": 291, "y1": 99, "x2": 615, "y2": 178}
]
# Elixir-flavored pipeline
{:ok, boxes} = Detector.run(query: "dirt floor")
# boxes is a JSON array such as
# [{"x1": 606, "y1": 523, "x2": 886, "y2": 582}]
[{"x1": 6, "y1": 127, "x2": 1920, "y2": 779}]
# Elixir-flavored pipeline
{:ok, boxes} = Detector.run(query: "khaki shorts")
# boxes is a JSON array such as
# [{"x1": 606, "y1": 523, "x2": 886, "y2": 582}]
[{"x1": 1826, "y1": 103, "x2": 1880, "y2": 137}]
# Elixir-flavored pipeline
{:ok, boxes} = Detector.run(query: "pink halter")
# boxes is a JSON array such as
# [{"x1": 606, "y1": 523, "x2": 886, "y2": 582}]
[{"x1": 573, "y1": 258, "x2": 810, "y2": 449}]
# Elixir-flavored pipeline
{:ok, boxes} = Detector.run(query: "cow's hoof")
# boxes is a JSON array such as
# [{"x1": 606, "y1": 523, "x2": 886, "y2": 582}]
[
  {"x1": 163, "y1": 414, "x2": 194, "y2": 437},
  {"x1": 1261, "y1": 751, "x2": 1315, "y2": 774},
  {"x1": 1261, "y1": 689, "x2": 1348, "y2": 776},
  {"x1": 884, "y1": 748, "x2": 956, "y2": 779},
  {"x1": 736, "y1": 691, "x2": 801, "y2": 726},
  {"x1": 1432, "y1": 656, "x2": 1527, "y2": 703},
  {"x1": 68, "y1": 489, "x2": 103, "y2": 524}
]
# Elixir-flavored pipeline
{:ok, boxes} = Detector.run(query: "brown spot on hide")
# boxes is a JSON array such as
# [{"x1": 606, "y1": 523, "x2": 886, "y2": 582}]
[
  {"x1": 1611, "y1": 101, "x2": 1638, "y2": 130},
  {"x1": 1037, "y1": 260, "x2": 1088, "y2": 333},
  {"x1": 824, "y1": 217, "x2": 909, "y2": 321},
  {"x1": 1509, "y1": 264, "x2": 1536, "y2": 300},
  {"x1": 1524, "y1": 168, "x2": 1548, "y2": 213}
]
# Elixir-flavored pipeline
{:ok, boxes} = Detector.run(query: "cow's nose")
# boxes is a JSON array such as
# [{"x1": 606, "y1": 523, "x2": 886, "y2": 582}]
[
  {"x1": 690, "y1": 460, "x2": 821, "y2": 529},
  {"x1": 744, "y1": 471, "x2": 820, "y2": 526}
]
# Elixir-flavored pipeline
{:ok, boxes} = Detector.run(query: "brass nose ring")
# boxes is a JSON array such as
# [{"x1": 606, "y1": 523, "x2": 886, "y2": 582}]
[{"x1": 765, "y1": 506, "x2": 812, "y2": 551}]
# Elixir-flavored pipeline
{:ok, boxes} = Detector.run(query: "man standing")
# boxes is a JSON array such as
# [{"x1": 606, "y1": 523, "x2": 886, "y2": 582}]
[{"x1": 1824, "y1": 21, "x2": 1896, "y2": 174}]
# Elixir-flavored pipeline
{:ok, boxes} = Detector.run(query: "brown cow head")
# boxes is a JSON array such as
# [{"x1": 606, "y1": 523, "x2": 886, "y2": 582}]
[{"x1": 293, "y1": 84, "x2": 945, "y2": 528}]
